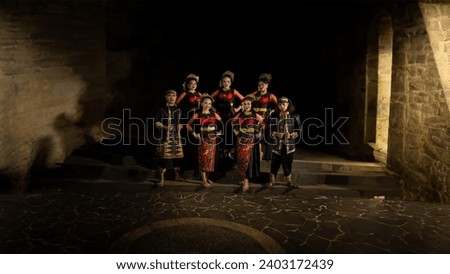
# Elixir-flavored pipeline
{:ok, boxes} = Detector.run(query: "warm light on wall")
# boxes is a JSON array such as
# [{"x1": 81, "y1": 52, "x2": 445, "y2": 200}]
[
  {"x1": 375, "y1": 15, "x2": 393, "y2": 163},
  {"x1": 365, "y1": 12, "x2": 393, "y2": 164},
  {"x1": 420, "y1": 2, "x2": 450, "y2": 113}
]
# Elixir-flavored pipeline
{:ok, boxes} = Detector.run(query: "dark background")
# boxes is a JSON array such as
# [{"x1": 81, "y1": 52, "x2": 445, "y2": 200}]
[{"x1": 105, "y1": 1, "x2": 373, "y2": 121}]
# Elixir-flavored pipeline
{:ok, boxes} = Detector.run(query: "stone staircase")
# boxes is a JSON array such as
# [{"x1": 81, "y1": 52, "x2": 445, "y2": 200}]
[{"x1": 36, "y1": 144, "x2": 403, "y2": 199}]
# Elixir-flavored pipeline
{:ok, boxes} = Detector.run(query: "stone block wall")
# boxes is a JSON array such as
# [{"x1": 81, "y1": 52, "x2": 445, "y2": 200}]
[
  {"x1": 321, "y1": 1, "x2": 450, "y2": 203},
  {"x1": 388, "y1": 2, "x2": 450, "y2": 202},
  {"x1": 0, "y1": 1, "x2": 107, "y2": 191}
]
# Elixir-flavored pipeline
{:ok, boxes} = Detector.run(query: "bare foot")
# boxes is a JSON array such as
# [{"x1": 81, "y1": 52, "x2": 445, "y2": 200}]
[{"x1": 242, "y1": 179, "x2": 249, "y2": 191}]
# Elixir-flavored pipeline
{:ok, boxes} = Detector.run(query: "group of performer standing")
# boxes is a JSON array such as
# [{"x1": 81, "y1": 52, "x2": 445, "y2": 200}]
[{"x1": 152, "y1": 71, "x2": 301, "y2": 191}]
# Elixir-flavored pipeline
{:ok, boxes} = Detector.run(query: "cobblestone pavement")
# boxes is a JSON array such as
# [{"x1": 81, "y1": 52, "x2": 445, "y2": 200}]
[{"x1": 1, "y1": 181, "x2": 450, "y2": 254}]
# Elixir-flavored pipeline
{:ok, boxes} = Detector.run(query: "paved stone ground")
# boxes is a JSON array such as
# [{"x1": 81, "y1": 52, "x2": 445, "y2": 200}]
[{"x1": 1, "y1": 180, "x2": 450, "y2": 254}]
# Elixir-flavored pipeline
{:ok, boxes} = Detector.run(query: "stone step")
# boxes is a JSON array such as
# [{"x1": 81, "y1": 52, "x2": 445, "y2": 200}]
[
  {"x1": 38, "y1": 143, "x2": 402, "y2": 200},
  {"x1": 59, "y1": 155, "x2": 398, "y2": 179},
  {"x1": 67, "y1": 154, "x2": 390, "y2": 175},
  {"x1": 45, "y1": 154, "x2": 401, "y2": 196},
  {"x1": 261, "y1": 159, "x2": 391, "y2": 174},
  {"x1": 69, "y1": 144, "x2": 391, "y2": 174},
  {"x1": 63, "y1": 153, "x2": 394, "y2": 174}
]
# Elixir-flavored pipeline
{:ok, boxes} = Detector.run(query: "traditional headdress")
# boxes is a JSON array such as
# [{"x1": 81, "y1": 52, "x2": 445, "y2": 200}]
[
  {"x1": 221, "y1": 71, "x2": 234, "y2": 82},
  {"x1": 186, "y1": 73, "x2": 199, "y2": 83},
  {"x1": 277, "y1": 96, "x2": 296, "y2": 112},
  {"x1": 243, "y1": 94, "x2": 256, "y2": 103},
  {"x1": 278, "y1": 96, "x2": 289, "y2": 104},
  {"x1": 200, "y1": 93, "x2": 214, "y2": 103},
  {"x1": 219, "y1": 71, "x2": 234, "y2": 87},
  {"x1": 198, "y1": 93, "x2": 215, "y2": 111},
  {"x1": 258, "y1": 73, "x2": 272, "y2": 84},
  {"x1": 183, "y1": 73, "x2": 200, "y2": 90},
  {"x1": 165, "y1": 89, "x2": 177, "y2": 96}
]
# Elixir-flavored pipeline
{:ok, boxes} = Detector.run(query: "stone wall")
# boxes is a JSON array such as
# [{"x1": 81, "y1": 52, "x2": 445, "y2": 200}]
[
  {"x1": 321, "y1": 1, "x2": 450, "y2": 203},
  {"x1": 388, "y1": 2, "x2": 450, "y2": 202},
  {"x1": 0, "y1": 1, "x2": 107, "y2": 191}
]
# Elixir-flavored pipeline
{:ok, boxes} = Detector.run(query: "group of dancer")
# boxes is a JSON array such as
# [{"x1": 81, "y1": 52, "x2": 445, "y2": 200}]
[{"x1": 152, "y1": 71, "x2": 301, "y2": 191}]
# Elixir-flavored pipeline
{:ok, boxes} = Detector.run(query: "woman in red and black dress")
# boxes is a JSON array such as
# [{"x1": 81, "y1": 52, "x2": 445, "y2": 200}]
[
  {"x1": 186, "y1": 94, "x2": 222, "y2": 188},
  {"x1": 176, "y1": 73, "x2": 202, "y2": 115},
  {"x1": 175, "y1": 74, "x2": 202, "y2": 178},
  {"x1": 210, "y1": 71, "x2": 244, "y2": 176},
  {"x1": 232, "y1": 95, "x2": 264, "y2": 192},
  {"x1": 249, "y1": 73, "x2": 278, "y2": 161},
  {"x1": 210, "y1": 71, "x2": 244, "y2": 124}
]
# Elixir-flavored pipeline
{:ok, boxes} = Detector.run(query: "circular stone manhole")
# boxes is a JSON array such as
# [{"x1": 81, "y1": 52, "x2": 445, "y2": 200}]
[{"x1": 110, "y1": 218, "x2": 284, "y2": 253}]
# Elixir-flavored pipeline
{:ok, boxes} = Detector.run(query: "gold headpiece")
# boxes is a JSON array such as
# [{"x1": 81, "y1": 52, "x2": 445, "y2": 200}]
[
  {"x1": 183, "y1": 73, "x2": 200, "y2": 90},
  {"x1": 198, "y1": 93, "x2": 215, "y2": 111},
  {"x1": 243, "y1": 94, "x2": 256, "y2": 103},
  {"x1": 259, "y1": 73, "x2": 272, "y2": 84},
  {"x1": 200, "y1": 93, "x2": 214, "y2": 103},
  {"x1": 221, "y1": 71, "x2": 234, "y2": 82},
  {"x1": 185, "y1": 73, "x2": 199, "y2": 83}
]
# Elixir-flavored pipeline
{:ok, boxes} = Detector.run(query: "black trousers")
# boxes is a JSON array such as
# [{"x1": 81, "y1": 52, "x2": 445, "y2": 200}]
[{"x1": 270, "y1": 145, "x2": 294, "y2": 176}]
